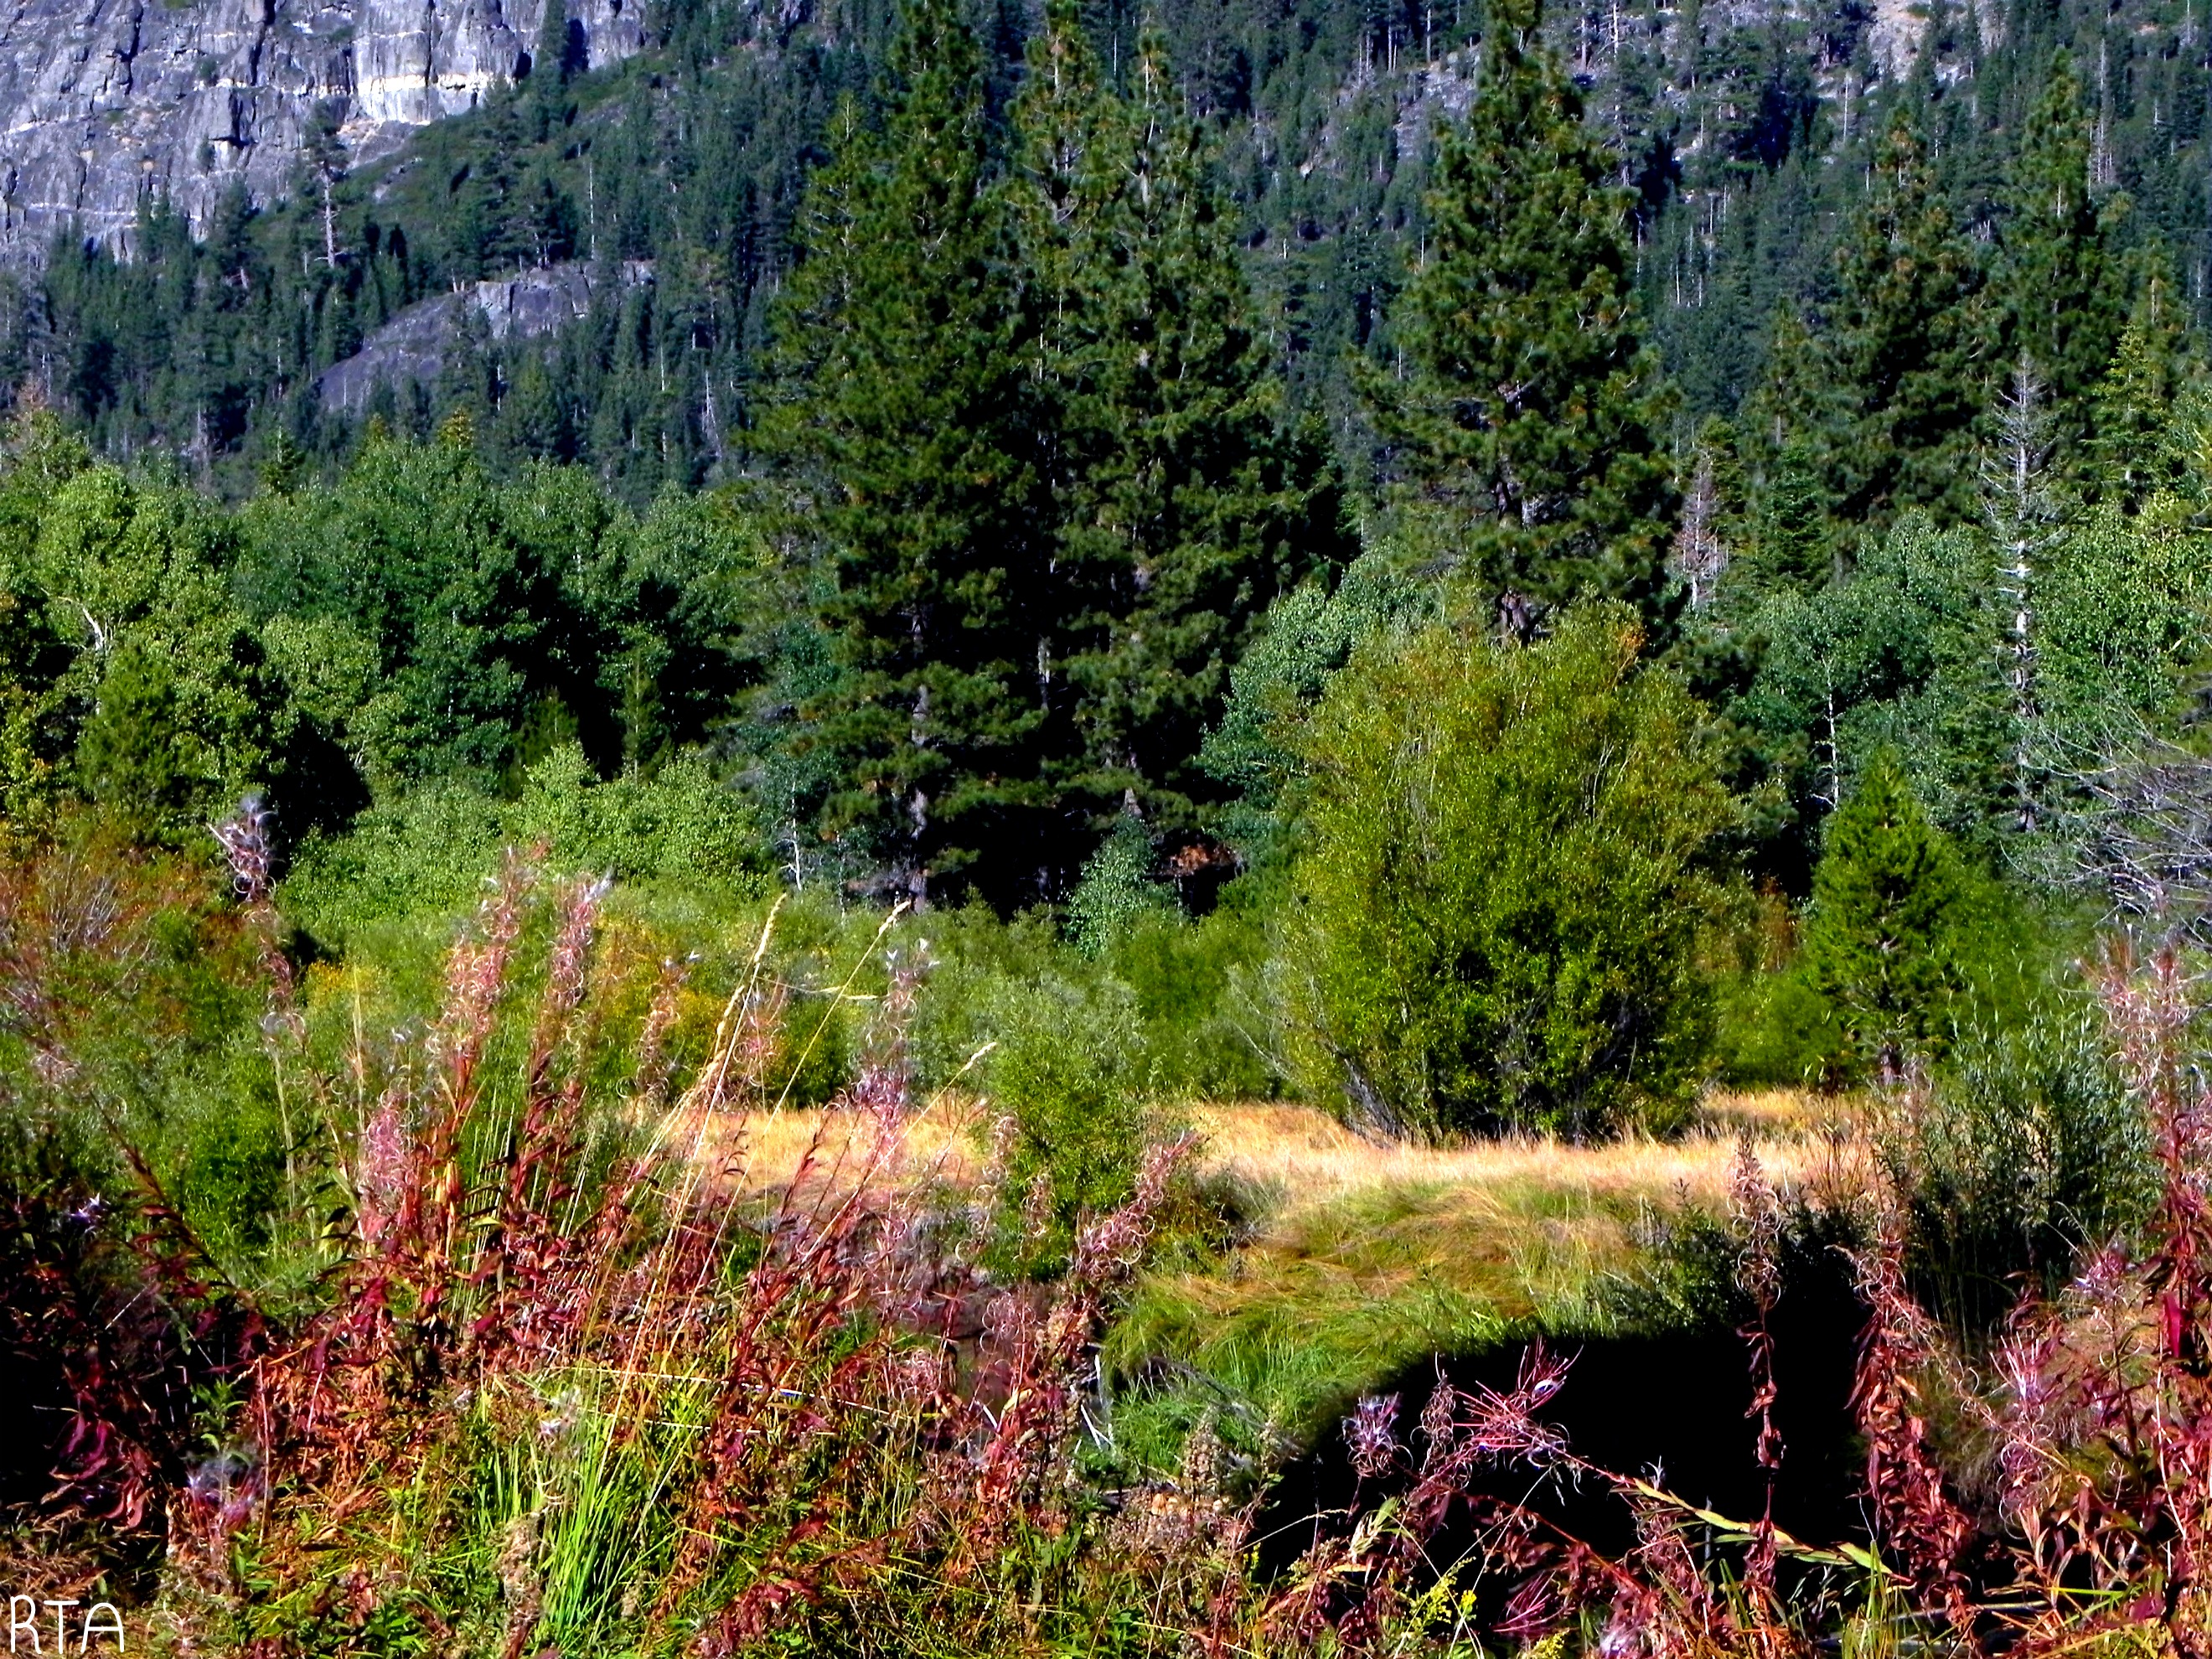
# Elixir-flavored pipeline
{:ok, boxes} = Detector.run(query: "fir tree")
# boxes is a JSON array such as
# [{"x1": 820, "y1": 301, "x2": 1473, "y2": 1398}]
[
  {"x1": 531, "y1": 0, "x2": 584, "y2": 142},
  {"x1": 1365, "y1": 0, "x2": 1677, "y2": 635},
  {"x1": 1756, "y1": 439, "x2": 1830, "y2": 592},
  {"x1": 2087, "y1": 262, "x2": 2196, "y2": 506},
  {"x1": 1802, "y1": 747, "x2": 1968, "y2": 1079},
  {"x1": 1818, "y1": 112, "x2": 1992, "y2": 527},
  {"x1": 75, "y1": 644, "x2": 189, "y2": 843},
  {"x1": 762, "y1": 0, "x2": 1052, "y2": 906},
  {"x1": 1013, "y1": 9, "x2": 1349, "y2": 835},
  {"x1": 1999, "y1": 51, "x2": 2125, "y2": 451}
]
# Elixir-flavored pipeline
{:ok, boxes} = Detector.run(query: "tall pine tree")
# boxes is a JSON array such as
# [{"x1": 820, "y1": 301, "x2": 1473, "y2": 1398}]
[
  {"x1": 762, "y1": 0, "x2": 1052, "y2": 907},
  {"x1": 1364, "y1": 0, "x2": 1677, "y2": 635},
  {"x1": 1013, "y1": 8, "x2": 1350, "y2": 837},
  {"x1": 1816, "y1": 112, "x2": 1992, "y2": 528},
  {"x1": 2087, "y1": 260, "x2": 2197, "y2": 505},
  {"x1": 2000, "y1": 51, "x2": 2125, "y2": 453}
]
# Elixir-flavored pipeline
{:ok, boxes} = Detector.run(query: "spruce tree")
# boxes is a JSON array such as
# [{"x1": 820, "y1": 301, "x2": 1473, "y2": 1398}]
[
  {"x1": 1755, "y1": 438, "x2": 1831, "y2": 592},
  {"x1": 1802, "y1": 748, "x2": 1968, "y2": 1079},
  {"x1": 530, "y1": 0, "x2": 582, "y2": 141},
  {"x1": 762, "y1": 0, "x2": 1051, "y2": 907},
  {"x1": 1012, "y1": 8, "x2": 1348, "y2": 835},
  {"x1": 1741, "y1": 302, "x2": 1842, "y2": 578},
  {"x1": 1365, "y1": 0, "x2": 1676, "y2": 634},
  {"x1": 2000, "y1": 52, "x2": 2124, "y2": 450},
  {"x1": 75, "y1": 644, "x2": 189, "y2": 844},
  {"x1": 1818, "y1": 113, "x2": 1992, "y2": 527},
  {"x1": 2087, "y1": 262, "x2": 2195, "y2": 505}
]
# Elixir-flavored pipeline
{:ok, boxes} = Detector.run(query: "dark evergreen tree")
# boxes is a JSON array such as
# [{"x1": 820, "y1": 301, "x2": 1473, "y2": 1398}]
[
  {"x1": 1801, "y1": 746, "x2": 1970, "y2": 1078},
  {"x1": 1817, "y1": 113, "x2": 1992, "y2": 527},
  {"x1": 1013, "y1": 8, "x2": 1351, "y2": 837},
  {"x1": 762, "y1": 1, "x2": 1053, "y2": 906},
  {"x1": 75, "y1": 644, "x2": 189, "y2": 842},
  {"x1": 1999, "y1": 51, "x2": 2125, "y2": 450},
  {"x1": 1363, "y1": 0, "x2": 1677, "y2": 634},
  {"x1": 2087, "y1": 261, "x2": 2196, "y2": 505}
]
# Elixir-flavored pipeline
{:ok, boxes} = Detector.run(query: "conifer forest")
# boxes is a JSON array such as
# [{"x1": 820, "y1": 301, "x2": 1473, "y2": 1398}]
[{"x1": 21, "y1": 0, "x2": 2212, "y2": 1648}]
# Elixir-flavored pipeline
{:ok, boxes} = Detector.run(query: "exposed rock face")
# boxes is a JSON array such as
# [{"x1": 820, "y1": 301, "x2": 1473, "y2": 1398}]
[
  {"x1": 315, "y1": 256, "x2": 651, "y2": 412},
  {"x1": 0, "y1": 0, "x2": 644, "y2": 268}
]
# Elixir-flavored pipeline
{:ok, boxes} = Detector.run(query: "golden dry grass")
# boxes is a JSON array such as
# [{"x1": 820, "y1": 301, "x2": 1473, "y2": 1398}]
[
  {"x1": 679, "y1": 1097, "x2": 988, "y2": 1196},
  {"x1": 1185, "y1": 1098, "x2": 1848, "y2": 1213},
  {"x1": 674, "y1": 1091, "x2": 1861, "y2": 1445},
  {"x1": 1109, "y1": 1092, "x2": 1863, "y2": 1442},
  {"x1": 686, "y1": 1091, "x2": 1862, "y2": 1209}
]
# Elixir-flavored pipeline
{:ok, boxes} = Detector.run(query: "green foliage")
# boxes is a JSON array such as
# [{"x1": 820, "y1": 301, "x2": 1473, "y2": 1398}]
[
  {"x1": 0, "y1": 452, "x2": 305, "y2": 839},
  {"x1": 1880, "y1": 1001, "x2": 2153, "y2": 1336},
  {"x1": 761, "y1": 8, "x2": 1049, "y2": 904},
  {"x1": 235, "y1": 437, "x2": 747, "y2": 790},
  {"x1": 766, "y1": 0, "x2": 1343, "y2": 904},
  {"x1": 1016, "y1": 8, "x2": 1352, "y2": 835},
  {"x1": 1284, "y1": 605, "x2": 1738, "y2": 1138},
  {"x1": 1095, "y1": 904, "x2": 1275, "y2": 1102},
  {"x1": 1999, "y1": 53, "x2": 2126, "y2": 450},
  {"x1": 1198, "y1": 554, "x2": 1438, "y2": 866},
  {"x1": 1365, "y1": 0, "x2": 1677, "y2": 630},
  {"x1": 1721, "y1": 513, "x2": 2015, "y2": 872},
  {"x1": 75, "y1": 644, "x2": 191, "y2": 840},
  {"x1": 2036, "y1": 499, "x2": 2212, "y2": 731},
  {"x1": 1800, "y1": 750, "x2": 1971, "y2": 1077},
  {"x1": 281, "y1": 742, "x2": 768, "y2": 953},
  {"x1": 1713, "y1": 960, "x2": 1853, "y2": 1090},
  {"x1": 912, "y1": 897, "x2": 1271, "y2": 1112},
  {"x1": 1065, "y1": 819, "x2": 1176, "y2": 959},
  {"x1": 1814, "y1": 116, "x2": 1992, "y2": 526},
  {"x1": 985, "y1": 973, "x2": 1163, "y2": 1272},
  {"x1": 2079, "y1": 279, "x2": 2203, "y2": 506}
]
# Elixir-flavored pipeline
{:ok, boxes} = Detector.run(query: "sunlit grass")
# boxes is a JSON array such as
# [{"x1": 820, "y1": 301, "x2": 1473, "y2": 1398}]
[
  {"x1": 680, "y1": 1092, "x2": 1858, "y2": 1467},
  {"x1": 1106, "y1": 1093, "x2": 1856, "y2": 1462}
]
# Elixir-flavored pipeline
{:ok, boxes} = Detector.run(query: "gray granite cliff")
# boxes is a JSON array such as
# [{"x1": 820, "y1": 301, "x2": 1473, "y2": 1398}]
[{"x1": 0, "y1": 0, "x2": 645, "y2": 267}]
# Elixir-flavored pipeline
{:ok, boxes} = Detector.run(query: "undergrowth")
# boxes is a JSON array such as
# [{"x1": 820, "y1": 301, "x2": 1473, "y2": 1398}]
[{"x1": 17, "y1": 809, "x2": 2212, "y2": 1656}]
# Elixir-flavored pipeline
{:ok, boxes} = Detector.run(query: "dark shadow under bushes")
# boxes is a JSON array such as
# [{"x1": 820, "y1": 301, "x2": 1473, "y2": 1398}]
[{"x1": 1257, "y1": 1188, "x2": 1871, "y2": 1582}]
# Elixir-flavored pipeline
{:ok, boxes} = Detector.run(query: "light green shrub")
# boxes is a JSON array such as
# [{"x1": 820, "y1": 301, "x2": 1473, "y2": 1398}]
[
  {"x1": 281, "y1": 742, "x2": 768, "y2": 951},
  {"x1": 1283, "y1": 604, "x2": 1739, "y2": 1138},
  {"x1": 984, "y1": 974, "x2": 1163, "y2": 1272}
]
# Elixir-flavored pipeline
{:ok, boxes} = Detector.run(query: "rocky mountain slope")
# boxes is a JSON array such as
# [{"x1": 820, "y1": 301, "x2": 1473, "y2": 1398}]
[{"x1": 0, "y1": 0, "x2": 643, "y2": 266}]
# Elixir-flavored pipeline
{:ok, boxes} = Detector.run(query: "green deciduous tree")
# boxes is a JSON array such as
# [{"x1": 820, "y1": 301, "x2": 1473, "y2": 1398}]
[
  {"x1": 1286, "y1": 604, "x2": 1736, "y2": 1139},
  {"x1": 1363, "y1": 0, "x2": 1677, "y2": 634}
]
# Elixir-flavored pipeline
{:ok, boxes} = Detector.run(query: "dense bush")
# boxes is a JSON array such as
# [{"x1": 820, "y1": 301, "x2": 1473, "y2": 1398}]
[
  {"x1": 1283, "y1": 604, "x2": 1739, "y2": 1137},
  {"x1": 910, "y1": 896, "x2": 1273, "y2": 1109},
  {"x1": 982, "y1": 973, "x2": 1163, "y2": 1270},
  {"x1": 1878, "y1": 998, "x2": 2153, "y2": 1336},
  {"x1": 1714, "y1": 752, "x2": 2075, "y2": 1090},
  {"x1": 280, "y1": 742, "x2": 769, "y2": 953}
]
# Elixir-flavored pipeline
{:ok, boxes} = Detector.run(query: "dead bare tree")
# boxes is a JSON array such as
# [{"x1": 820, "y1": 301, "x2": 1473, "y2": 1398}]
[
  {"x1": 1672, "y1": 447, "x2": 1728, "y2": 609},
  {"x1": 2030, "y1": 708, "x2": 2212, "y2": 943},
  {"x1": 1982, "y1": 357, "x2": 2058, "y2": 833}
]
